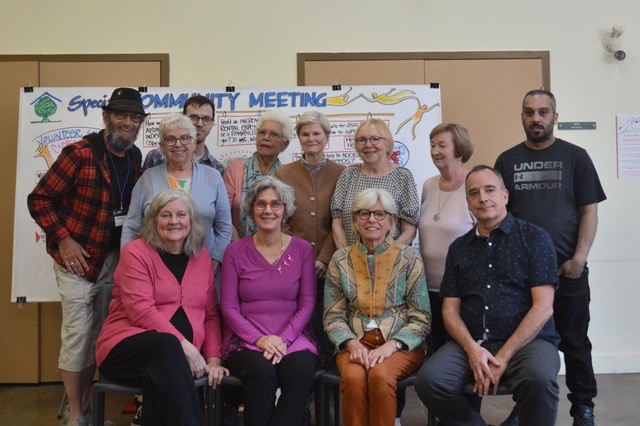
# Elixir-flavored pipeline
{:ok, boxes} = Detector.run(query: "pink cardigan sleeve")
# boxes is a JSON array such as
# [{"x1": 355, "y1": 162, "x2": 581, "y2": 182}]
[
  {"x1": 223, "y1": 159, "x2": 245, "y2": 230},
  {"x1": 115, "y1": 242, "x2": 185, "y2": 342},
  {"x1": 279, "y1": 241, "x2": 316, "y2": 345},
  {"x1": 202, "y1": 263, "x2": 223, "y2": 358}
]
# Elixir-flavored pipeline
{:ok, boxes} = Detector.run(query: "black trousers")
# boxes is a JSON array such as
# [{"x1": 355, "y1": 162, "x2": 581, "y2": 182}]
[
  {"x1": 554, "y1": 267, "x2": 598, "y2": 409},
  {"x1": 99, "y1": 331, "x2": 205, "y2": 426},
  {"x1": 226, "y1": 349, "x2": 317, "y2": 426}
]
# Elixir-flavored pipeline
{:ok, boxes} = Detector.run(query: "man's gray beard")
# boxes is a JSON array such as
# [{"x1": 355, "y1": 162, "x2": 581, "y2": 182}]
[{"x1": 107, "y1": 122, "x2": 140, "y2": 152}]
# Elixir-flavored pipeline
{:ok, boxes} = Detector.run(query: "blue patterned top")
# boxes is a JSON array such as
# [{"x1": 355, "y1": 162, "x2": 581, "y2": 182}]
[{"x1": 441, "y1": 213, "x2": 560, "y2": 347}]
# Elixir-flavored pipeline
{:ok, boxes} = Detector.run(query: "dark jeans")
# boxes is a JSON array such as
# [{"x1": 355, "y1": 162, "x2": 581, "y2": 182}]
[
  {"x1": 226, "y1": 349, "x2": 318, "y2": 426},
  {"x1": 415, "y1": 340, "x2": 560, "y2": 426},
  {"x1": 554, "y1": 266, "x2": 598, "y2": 409},
  {"x1": 99, "y1": 331, "x2": 205, "y2": 426}
]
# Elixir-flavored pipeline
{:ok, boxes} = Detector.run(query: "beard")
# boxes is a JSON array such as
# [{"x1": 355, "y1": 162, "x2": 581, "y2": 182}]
[
  {"x1": 523, "y1": 121, "x2": 554, "y2": 145},
  {"x1": 106, "y1": 120, "x2": 140, "y2": 152}
]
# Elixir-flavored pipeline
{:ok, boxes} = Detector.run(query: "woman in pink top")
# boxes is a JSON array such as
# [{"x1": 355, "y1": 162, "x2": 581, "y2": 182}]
[
  {"x1": 418, "y1": 123, "x2": 475, "y2": 351},
  {"x1": 96, "y1": 190, "x2": 226, "y2": 426},
  {"x1": 221, "y1": 176, "x2": 318, "y2": 426}
]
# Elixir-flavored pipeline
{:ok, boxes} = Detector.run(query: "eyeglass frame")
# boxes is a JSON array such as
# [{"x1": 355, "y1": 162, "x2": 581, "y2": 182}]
[
  {"x1": 189, "y1": 114, "x2": 214, "y2": 126},
  {"x1": 161, "y1": 135, "x2": 194, "y2": 146},
  {"x1": 256, "y1": 129, "x2": 284, "y2": 140},
  {"x1": 253, "y1": 199, "x2": 286, "y2": 212},
  {"x1": 354, "y1": 136, "x2": 386, "y2": 147},
  {"x1": 111, "y1": 111, "x2": 145, "y2": 124},
  {"x1": 354, "y1": 209, "x2": 391, "y2": 221}
]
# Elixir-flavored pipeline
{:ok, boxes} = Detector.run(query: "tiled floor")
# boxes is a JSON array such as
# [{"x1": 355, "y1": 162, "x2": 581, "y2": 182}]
[{"x1": 0, "y1": 373, "x2": 638, "y2": 425}]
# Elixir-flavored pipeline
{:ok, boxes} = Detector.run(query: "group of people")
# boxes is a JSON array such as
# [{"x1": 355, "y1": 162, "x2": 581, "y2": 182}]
[{"x1": 27, "y1": 86, "x2": 604, "y2": 426}]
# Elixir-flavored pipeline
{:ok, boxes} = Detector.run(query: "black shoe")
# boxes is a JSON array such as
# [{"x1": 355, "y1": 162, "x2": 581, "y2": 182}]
[
  {"x1": 572, "y1": 405, "x2": 596, "y2": 426},
  {"x1": 500, "y1": 406, "x2": 519, "y2": 426}
]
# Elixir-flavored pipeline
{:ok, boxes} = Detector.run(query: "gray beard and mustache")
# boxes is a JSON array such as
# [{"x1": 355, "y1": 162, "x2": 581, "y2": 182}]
[{"x1": 106, "y1": 121, "x2": 140, "y2": 152}]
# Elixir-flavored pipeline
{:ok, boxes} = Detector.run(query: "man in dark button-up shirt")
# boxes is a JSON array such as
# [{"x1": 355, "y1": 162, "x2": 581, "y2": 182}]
[{"x1": 415, "y1": 165, "x2": 561, "y2": 426}]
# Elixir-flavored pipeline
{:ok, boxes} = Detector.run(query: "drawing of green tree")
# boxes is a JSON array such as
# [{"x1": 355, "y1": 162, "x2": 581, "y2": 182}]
[{"x1": 34, "y1": 96, "x2": 57, "y2": 122}]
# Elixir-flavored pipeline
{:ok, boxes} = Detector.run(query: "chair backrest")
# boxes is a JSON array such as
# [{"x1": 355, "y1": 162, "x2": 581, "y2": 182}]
[{"x1": 101, "y1": 282, "x2": 114, "y2": 322}]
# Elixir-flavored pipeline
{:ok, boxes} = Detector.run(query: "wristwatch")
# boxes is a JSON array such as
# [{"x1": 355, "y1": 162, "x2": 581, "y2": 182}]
[{"x1": 393, "y1": 339, "x2": 403, "y2": 350}]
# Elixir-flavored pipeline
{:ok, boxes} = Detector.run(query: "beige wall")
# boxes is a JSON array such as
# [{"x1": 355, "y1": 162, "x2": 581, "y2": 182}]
[{"x1": 1, "y1": 1, "x2": 639, "y2": 374}]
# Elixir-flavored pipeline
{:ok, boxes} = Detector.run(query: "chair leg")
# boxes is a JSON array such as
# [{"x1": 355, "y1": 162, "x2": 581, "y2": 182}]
[
  {"x1": 333, "y1": 386, "x2": 341, "y2": 426},
  {"x1": 93, "y1": 387, "x2": 105, "y2": 426},
  {"x1": 57, "y1": 390, "x2": 67, "y2": 419},
  {"x1": 205, "y1": 385, "x2": 214, "y2": 426},
  {"x1": 315, "y1": 380, "x2": 326, "y2": 426},
  {"x1": 313, "y1": 382, "x2": 322, "y2": 426},
  {"x1": 214, "y1": 385, "x2": 223, "y2": 426}
]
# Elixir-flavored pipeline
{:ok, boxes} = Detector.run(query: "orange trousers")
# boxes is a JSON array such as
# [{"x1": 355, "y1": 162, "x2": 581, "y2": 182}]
[{"x1": 335, "y1": 330, "x2": 425, "y2": 426}]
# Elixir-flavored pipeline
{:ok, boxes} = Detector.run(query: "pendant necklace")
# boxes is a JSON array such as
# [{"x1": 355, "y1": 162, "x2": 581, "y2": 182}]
[{"x1": 434, "y1": 179, "x2": 453, "y2": 222}]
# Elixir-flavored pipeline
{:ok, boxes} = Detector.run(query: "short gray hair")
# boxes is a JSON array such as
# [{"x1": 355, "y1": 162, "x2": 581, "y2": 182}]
[
  {"x1": 159, "y1": 112, "x2": 197, "y2": 140},
  {"x1": 350, "y1": 188, "x2": 398, "y2": 236},
  {"x1": 295, "y1": 111, "x2": 331, "y2": 137},
  {"x1": 140, "y1": 189, "x2": 205, "y2": 257},
  {"x1": 242, "y1": 176, "x2": 296, "y2": 221},
  {"x1": 257, "y1": 110, "x2": 295, "y2": 142}
]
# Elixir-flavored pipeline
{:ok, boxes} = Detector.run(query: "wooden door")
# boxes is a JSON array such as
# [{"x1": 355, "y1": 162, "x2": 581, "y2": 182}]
[
  {"x1": 299, "y1": 51, "x2": 548, "y2": 175},
  {"x1": 1, "y1": 54, "x2": 167, "y2": 383},
  {"x1": 0, "y1": 61, "x2": 41, "y2": 383}
]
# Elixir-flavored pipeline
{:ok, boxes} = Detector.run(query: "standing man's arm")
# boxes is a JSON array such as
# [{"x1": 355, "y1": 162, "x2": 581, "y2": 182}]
[
  {"x1": 559, "y1": 203, "x2": 598, "y2": 279},
  {"x1": 489, "y1": 284, "x2": 555, "y2": 392},
  {"x1": 27, "y1": 147, "x2": 90, "y2": 276},
  {"x1": 442, "y1": 297, "x2": 499, "y2": 396}
]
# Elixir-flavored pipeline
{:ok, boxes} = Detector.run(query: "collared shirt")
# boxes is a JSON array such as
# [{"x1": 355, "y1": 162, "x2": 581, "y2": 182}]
[
  {"x1": 27, "y1": 130, "x2": 143, "y2": 282},
  {"x1": 238, "y1": 153, "x2": 281, "y2": 237},
  {"x1": 300, "y1": 154, "x2": 328, "y2": 173},
  {"x1": 440, "y1": 213, "x2": 560, "y2": 347},
  {"x1": 143, "y1": 145, "x2": 225, "y2": 175}
]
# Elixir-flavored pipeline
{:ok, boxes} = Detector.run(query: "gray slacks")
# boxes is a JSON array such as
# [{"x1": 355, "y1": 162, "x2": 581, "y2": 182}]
[{"x1": 415, "y1": 339, "x2": 560, "y2": 426}]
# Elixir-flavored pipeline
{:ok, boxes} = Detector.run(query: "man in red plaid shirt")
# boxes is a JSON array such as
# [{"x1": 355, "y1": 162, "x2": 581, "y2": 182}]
[{"x1": 28, "y1": 88, "x2": 146, "y2": 426}]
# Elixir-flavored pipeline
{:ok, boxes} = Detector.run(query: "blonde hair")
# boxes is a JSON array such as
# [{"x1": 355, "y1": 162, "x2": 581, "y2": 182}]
[
  {"x1": 354, "y1": 119, "x2": 395, "y2": 157},
  {"x1": 140, "y1": 190, "x2": 205, "y2": 257}
]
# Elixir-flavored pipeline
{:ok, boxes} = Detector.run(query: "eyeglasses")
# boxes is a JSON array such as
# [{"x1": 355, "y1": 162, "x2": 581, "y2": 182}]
[
  {"x1": 189, "y1": 114, "x2": 214, "y2": 125},
  {"x1": 354, "y1": 136, "x2": 385, "y2": 146},
  {"x1": 257, "y1": 129, "x2": 284, "y2": 140},
  {"x1": 355, "y1": 209, "x2": 389, "y2": 221},
  {"x1": 112, "y1": 111, "x2": 145, "y2": 124},
  {"x1": 253, "y1": 200, "x2": 286, "y2": 212},
  {"x1": 162, "y1": 135, "x2": 193, "y2": 146}
]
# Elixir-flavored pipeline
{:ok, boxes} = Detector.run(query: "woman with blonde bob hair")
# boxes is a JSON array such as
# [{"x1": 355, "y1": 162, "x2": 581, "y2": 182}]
[
  {"x1": 324, "y1": 188, "x2": 430, "y2": 426},
  {"x1": 331, "y1": 119, "x2": 420, "y2": 250},
  {"x1": 97, "y1": 190, "x2": 227, "y2": 425}
]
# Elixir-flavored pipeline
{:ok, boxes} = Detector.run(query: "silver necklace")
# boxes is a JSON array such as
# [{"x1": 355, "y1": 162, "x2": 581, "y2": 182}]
[{"x1": 434, "y1": 182, "x2": 453, "y2": 222}]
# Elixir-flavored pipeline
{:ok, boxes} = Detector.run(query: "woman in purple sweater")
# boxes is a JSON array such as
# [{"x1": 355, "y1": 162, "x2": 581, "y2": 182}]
[{"x1": 221, "y1": 176, "x2": 318, "y2": 426}]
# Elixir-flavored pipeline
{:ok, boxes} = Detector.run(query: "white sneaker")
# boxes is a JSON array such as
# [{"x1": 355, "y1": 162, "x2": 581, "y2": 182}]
[
  {"x1": 83, "y1": 406, "x2": 116, "y2": 426},
  {"x1": 131, "y1": 404, "x2": 143, "y2": 426},
  {"x1": 62, "y1": 407, "x2": 88, "y2": 426}
]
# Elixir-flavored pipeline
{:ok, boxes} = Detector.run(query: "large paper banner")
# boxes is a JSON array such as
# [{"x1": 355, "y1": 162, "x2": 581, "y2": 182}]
[{"x1": 13, "y1": 85, "x2": 442, "y2": 301}]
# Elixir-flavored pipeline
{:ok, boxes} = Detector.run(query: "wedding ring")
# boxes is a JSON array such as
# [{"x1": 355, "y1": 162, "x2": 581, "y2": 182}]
[{"x1": 70, "y1": 262, "x2": 75, "y2": 266}]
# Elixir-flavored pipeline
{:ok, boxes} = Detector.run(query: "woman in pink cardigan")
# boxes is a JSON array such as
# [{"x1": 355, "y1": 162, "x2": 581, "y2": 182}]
[
  {"x1": 221, "y1": 176, "x2": 318, "y2": 426},
  {"x1": 96, "y1": 189, "x2": 227, "y2": 426}
]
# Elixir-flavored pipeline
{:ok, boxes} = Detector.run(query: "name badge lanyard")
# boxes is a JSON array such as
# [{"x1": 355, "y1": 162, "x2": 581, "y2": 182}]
[{"x1": 106, "y1": 150, "x2": 131, "y2": 211}]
